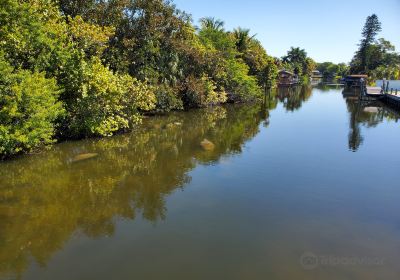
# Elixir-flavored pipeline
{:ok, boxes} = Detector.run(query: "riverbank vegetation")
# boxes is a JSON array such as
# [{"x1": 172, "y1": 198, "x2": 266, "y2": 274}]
[
  {"x1": 1, "y1": 2, "x2": 398, "y2": 159},
  {"x1": 0, "y1": 0, "x2": 280, "y2": 158}
]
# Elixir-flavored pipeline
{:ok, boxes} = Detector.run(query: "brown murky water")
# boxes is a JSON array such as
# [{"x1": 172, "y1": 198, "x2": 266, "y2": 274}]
[{"x1": 1, "y1": 86, "x2": 400, "y2": 280}]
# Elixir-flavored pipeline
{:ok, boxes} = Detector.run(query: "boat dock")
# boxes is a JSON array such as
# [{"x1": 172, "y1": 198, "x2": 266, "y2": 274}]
[
  {"x1": 365, "y1": 87, "x2": 384, "y2": 98},
  {"x1": 360, "y1": 80, "x2": 400, "y2": 108}
]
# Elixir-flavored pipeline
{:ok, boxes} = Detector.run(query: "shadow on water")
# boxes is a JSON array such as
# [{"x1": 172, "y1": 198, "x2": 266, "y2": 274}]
[{"x1": 342, "y1": 88, "x2": 400, "y2": 152}]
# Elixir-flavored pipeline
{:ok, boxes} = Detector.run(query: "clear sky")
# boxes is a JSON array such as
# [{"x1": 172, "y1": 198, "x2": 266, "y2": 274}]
[{"x1": 172, "y1": 0, "x2": 400, "y2": 64}]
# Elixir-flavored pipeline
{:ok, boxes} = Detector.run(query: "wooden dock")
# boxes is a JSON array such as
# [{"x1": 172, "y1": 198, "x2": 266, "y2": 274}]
[
  {"x1": 360, "y1": 80, "x2": 400, "y2": 108},
  {"x1": 361, "y1": 86, "x2": 385, "y2": 101},
  {"x1": 366, "y1": 87, "x2": 383, "y2": 95},
  {"x1": 364, "y1": 87, "x2": 385, "y2": 99}
]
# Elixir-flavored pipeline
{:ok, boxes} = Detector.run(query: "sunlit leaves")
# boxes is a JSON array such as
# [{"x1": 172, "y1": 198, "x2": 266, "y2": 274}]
[{"x1": 0, "y1": 55, "x2": 64, "y2": 158}]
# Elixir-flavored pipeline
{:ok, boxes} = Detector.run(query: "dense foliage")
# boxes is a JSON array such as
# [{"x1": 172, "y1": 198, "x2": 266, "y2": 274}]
[
  {"x1": 0, "y1": 54, "x2": 63, "y2": 157},
  {"x1": 0, "y1": 0, "x2": 278, "y2": 158}
]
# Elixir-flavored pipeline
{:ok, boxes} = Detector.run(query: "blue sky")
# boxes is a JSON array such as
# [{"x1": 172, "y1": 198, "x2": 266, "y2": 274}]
[{"x1": 173, "y1": 0, "x2": 400, "y2": 63}]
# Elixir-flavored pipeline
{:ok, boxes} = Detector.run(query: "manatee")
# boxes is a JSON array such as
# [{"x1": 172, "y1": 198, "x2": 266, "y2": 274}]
[{"x1": 72, "y1": 153, "x2": 98, "y2": 163}]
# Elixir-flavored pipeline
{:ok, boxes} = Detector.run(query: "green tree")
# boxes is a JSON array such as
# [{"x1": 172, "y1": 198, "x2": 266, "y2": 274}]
[
  {"x1": 317, "y1": 62, "x2": 349, "y2": 80},
  {"x1": 282, "y1": 47, "x2": 307, "y2": 65},
  {"x1": 232, "y1": 28, "x2": 277, "y2": 87},
  {"x1": 350, "y1": 15, "x2": 399, "y2": 79},
  {"x1": 282, "y1": 47, "x2": 311, "y2": 77},
  {"x1": 198, "y1": 19, "x2": 262, "y2": 101},
  {"x1": 233, "y1": 27, "x2": 255, "y2": 53},
  {"x1": 350, "y1": 14, "x2": 382, "y2": 73}
]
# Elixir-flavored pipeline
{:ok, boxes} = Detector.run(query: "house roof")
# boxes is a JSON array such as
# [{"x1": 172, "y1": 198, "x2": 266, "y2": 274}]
[{"x1": 278, "y1": 70, "x2": 294, "y2": 76}]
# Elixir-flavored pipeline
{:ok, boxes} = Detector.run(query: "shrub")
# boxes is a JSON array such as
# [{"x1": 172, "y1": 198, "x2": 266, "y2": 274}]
[
  {"x1": 154, "y1": 84, "x2": 184, "y2": 113},
  {"x1": 225, "y1": 59, "x2": 262, "y2": 102},
  {"x1": 183, "y1": 75, "x2": 227, "y2": 107},
  {"x1": 66, "y1": 57, "x2": 156, "y2": 137},
  {"x1": 0, "y1": 57, "x2": 63, "y2": 158}
]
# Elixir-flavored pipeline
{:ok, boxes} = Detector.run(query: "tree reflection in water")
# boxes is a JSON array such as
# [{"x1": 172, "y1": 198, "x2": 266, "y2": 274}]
[
  {"x1": 342, "y1": 88, "x2": 400, "y2": 151},
  {"x1": 1, "y1": 86, "x2": 397, "y2": 279},
  {"x1": 0, "y1": 104, "x2": 273, "y2": 279},
  {"x1": 275, "y1": 85, "x2": 313, "y2": 111}
]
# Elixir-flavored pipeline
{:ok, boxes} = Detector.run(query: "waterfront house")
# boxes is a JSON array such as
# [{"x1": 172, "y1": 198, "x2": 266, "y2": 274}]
[
  {"x1": 311, "y1": 70, "x2": 323, "y2": 79},
  {"x1": 344, "y1": 74, "x2": 368, "y2": 88},
  {"x1": 278, "y1": 70, "x2": 299, "y2": 86}
]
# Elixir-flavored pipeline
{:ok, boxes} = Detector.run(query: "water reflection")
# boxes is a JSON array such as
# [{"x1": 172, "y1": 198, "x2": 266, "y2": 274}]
[
  {"x1": 270, "y1": 85, "x2": 313, "y2": 111},
  {"x1": 0, "y1": 104, "x2": 271, "y2": 279},
  {"x1": 342, "y1": 89, "x2": 400, "y2": 151},
  {"x1": 1, "y1": 86, "x2": 399, "y2": 279}
]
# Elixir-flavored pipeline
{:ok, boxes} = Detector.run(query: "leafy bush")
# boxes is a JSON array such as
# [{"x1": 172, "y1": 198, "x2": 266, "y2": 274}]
[
  {"x1": 66, "y1": 58, "x2": 156, "y2": 137},
  {"x1": 183, "y1": 75, "x2": 227, "y2": 107},
  {"x1": 0, "y1": 57, "x2": 63, "y2": 158},
  {"x1": 225, "y1": 59, "x2": 262, "y2": 102},
  {"x1": 154, "y1": 84, "x2": 184, "y2": 113}
]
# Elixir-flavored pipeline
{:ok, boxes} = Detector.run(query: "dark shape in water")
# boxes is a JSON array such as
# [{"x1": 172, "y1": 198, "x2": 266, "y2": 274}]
[
  {"x1": 72, "y1": 153, "x2": 98, "y2": 163},
  {"x1": 200, "y1": 139, "x2": 215, "y2": 151}
]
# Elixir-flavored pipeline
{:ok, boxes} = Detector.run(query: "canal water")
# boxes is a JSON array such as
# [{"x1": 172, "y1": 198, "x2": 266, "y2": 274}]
[{"x1": 1, "y1": 86, "x2": 400, "y2": 280}]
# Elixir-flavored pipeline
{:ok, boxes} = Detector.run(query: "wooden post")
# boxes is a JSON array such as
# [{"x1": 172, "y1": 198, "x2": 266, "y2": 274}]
[{"x1": 391, "y1": 88, "x2": 393, "y2": 94}]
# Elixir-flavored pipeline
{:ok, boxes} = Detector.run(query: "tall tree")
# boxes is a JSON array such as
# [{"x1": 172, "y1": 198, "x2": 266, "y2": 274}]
[
  {"x1": 351, "y1": 14, "x2": 382, "y2": 73},
  {"x1": 282, "y1": 47, "x2": 310, "y2": 76},
  {"x1": 360, "y1": 14, "x2": 381, "y2": 70},
  {"x1": 282, "y1": 47, "x2": 307, "y2": 64}
]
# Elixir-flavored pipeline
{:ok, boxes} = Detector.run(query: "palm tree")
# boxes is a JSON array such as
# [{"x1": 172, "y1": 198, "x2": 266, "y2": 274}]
[
  {"x1": 233, "y1": 27, "x2": 256, "y2": 53},
  {"x1": 199, "y1": 17, "x2": 225, "y2": 31},
  {"x1": 282, "y1": 47, "x2": 307, "y2": 64}
]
